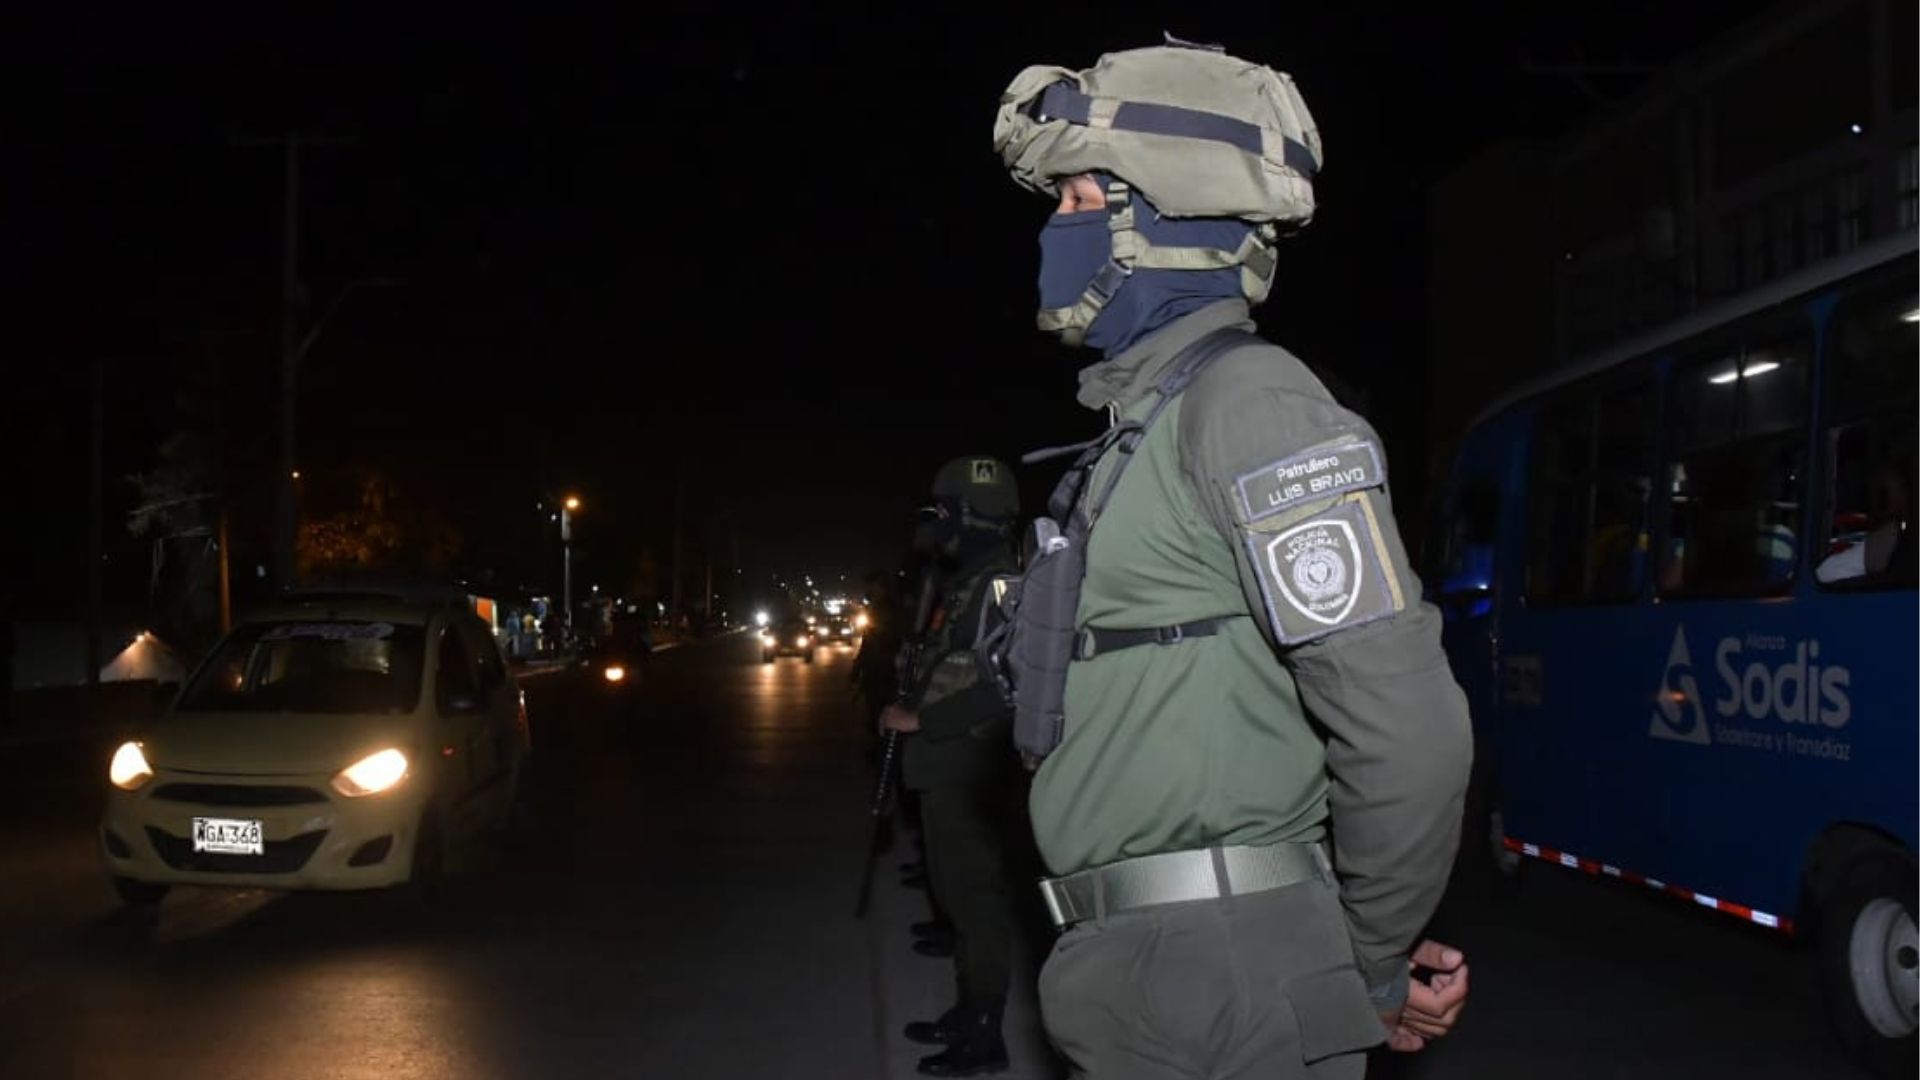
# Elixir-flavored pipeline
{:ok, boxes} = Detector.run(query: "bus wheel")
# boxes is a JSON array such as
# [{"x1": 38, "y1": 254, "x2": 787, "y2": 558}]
[{"x1": 1817, "y1": 850, "x2": 1917, "y2": 1078}]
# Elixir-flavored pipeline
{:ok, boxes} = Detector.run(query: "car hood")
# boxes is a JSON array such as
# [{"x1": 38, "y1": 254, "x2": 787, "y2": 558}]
[{"x1": 143, "y1": 709, "x2": 420, "y2": 777}]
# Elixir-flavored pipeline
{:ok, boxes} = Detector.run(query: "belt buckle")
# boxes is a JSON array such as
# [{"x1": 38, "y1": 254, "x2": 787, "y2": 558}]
[{"x1": 1039, "y1": 877, "x2": 1070, "y2": 927}]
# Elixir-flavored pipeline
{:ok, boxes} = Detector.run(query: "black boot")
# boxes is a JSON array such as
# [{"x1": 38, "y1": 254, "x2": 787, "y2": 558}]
[
  {"x1": 902, "y1": 1000, "x2": 966, "y2": 1046},
  {"x1": 916, "y1": 998, "x2": 1007, "y2": 1077}
]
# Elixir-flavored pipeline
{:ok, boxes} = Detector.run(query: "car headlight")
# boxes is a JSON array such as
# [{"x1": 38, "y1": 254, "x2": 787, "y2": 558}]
[
  {"x1": 796, "y1": 636, "x2": 809, "y2": 647},
  {"x1": 760, "y1": 632, "x2": 775, "y2": 645},
  {"x1": 332, "y1": 748, "x2": 409, "y2": 797},
  {"x1": 604, "y1": 664, "x2": 627, "y2": 683},
  {"x1": 109, "y1": 741, "x2": 153, "y2": 791}
]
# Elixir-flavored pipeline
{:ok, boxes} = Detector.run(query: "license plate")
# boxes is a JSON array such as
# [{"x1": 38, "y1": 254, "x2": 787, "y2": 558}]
[{"x1": 191, "y1": 817, "x2": 264, "y2": 856}]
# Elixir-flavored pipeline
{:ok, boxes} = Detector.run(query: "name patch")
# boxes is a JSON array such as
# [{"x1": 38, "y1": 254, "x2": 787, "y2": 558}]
[{"x1": 1235, "y1": 440, "x2": 1384, "y2": 523}]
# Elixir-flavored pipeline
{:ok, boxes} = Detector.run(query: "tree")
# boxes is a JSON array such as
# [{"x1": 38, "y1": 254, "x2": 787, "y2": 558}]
[
  {"x1": 627, "y1": 546, "x2": 661, "y2": 608},
  {"x1": 297, "y1": 468, "x2": 465, "y2": 578},
  {"x1": 127, "y1": 376, "x2": 224, "y2": 653}
]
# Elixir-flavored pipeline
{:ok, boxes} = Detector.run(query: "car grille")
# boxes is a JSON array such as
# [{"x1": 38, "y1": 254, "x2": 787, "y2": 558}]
[
  {"x1": 150, "y1": 783, "x2": 328, "y2": 807},
  {"x1": 145, "y1": 826, "x2": 328, "y2": 874}
]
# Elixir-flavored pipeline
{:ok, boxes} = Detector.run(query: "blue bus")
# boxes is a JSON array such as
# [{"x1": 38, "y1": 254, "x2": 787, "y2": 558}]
[{"x1": 1430, "y1": 230, "x2": 1916, "y2": 1074}]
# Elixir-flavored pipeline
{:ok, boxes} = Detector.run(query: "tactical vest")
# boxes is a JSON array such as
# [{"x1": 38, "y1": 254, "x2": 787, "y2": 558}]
[{"x1": 980, "y1": 328, "x2": 1256, "y2": 763}]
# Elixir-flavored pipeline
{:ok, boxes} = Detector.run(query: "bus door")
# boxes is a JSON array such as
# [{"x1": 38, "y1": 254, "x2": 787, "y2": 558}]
[
  {"x1": 1496, "y1": 371, "x2": 1661, "y2": 868},
  {"x1": 1432, "y1": 411, "x2": 1523, "y2": 756}
]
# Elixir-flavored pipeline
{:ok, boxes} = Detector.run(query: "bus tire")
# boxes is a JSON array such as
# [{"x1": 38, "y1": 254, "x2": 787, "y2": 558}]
[{"x1": 1816, "y1": 849, "x2": 1917, "y2": 1078}]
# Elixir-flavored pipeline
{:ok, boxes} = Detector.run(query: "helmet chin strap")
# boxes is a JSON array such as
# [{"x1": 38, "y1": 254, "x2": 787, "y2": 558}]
[{"x1": 1036, "y1": 179, "x2": 1282, "y2": 346}]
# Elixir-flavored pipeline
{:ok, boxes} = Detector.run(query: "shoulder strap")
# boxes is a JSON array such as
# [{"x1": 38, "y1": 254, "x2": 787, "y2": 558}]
[{"x1": 1082, "y1": 327, "x2": 1260, "y2": 522}]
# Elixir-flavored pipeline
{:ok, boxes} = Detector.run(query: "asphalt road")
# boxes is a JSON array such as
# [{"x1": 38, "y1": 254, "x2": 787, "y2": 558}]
[{"x1": 0, "y1": 634, "x2": 1879, "y2": 1079}]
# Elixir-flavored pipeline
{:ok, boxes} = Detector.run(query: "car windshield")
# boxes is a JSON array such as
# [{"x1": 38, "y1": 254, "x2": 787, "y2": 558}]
[{"x1": 178, "y1": 621, "x2": 426, "y2": 715}]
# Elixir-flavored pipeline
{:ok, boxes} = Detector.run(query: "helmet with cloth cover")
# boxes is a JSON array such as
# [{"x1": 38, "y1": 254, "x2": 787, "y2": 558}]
[
  {"x1": 992, "y1": 37, "x2": 1323, "y2": 344},
  {"x1": 930, "y1": 456, "x2": 1020, "y2": 521}
]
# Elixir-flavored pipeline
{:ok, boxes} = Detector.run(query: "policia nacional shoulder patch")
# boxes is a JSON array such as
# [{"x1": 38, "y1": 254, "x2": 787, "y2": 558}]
[{"x1": 1243, "y1": 493, "x2": 1405, "y2": 645}]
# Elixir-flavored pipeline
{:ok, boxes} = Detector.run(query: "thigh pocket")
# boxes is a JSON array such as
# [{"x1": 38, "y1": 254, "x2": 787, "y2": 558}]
[
  {"x1": 1037, "y1": 923, "x2": 1121, "y2": 1067},
  {"x1": 1037, "y1": 923, "x2": 1109, "y2": 1021},
  {"x1": 1284, "y1": 968, "x2": 1386, "y2": 1064}
]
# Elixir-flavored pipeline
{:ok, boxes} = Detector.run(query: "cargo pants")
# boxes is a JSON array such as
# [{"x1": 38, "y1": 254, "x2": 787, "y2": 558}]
[
  {"x1": 921, "y1": 780, "x2": 1014, "y2": 1002},
  {"x1": 1037, "y1": 872, "x2": 1385, "y2": 1079}
]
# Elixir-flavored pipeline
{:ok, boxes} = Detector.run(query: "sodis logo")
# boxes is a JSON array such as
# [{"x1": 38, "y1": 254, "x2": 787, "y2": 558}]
[
  {"x1": 1650, "y1": 626, "x2": 1711, "y2": 745},
  {"x1": 1649, "y1": 625, "x2": 1855, "y2": 747}
]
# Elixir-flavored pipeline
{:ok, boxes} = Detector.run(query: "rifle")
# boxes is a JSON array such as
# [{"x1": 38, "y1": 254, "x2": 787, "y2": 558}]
[{"x1": 854, "y1": 567, "x2": 939, "y2": 918}]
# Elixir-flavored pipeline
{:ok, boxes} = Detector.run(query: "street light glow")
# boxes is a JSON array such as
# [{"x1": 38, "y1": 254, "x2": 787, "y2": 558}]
[{"x1": 564, "y1": 496, "x2": 582, "y2": 512}]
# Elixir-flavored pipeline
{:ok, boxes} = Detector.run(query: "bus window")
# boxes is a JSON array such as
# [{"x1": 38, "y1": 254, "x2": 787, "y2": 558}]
[
  {"x1": 1816, "y1": 282, "x2": 1918, "y2": 589},
  {"x1": 1661, "y1": 329, "x2": 1812, "y2": 597},
  {"x1": 1589, "y1": 382, "x2": 1656, "y2": 602},
  {"x1": 1527, "y1": 397, "x2": 1591, "y2": 606},
  {"x1": 1525, "y1": 376, "x2": 1655, "y2": 606}
]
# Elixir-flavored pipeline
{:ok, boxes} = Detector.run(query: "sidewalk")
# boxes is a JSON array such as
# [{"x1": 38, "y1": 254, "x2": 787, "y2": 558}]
[{"x1": 867, "y1": 841, "x2": 1059, "y2": 1079}]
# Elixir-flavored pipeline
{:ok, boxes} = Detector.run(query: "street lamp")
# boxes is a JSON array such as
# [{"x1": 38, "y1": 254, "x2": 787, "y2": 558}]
[{"x1": 559, "y1": 495, "x2": 583, "y2": 640}]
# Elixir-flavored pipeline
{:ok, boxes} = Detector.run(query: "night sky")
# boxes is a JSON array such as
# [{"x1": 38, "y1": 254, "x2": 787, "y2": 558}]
[{"x1": 4, "y1": 2, "x2": 1775, "y2": 619}]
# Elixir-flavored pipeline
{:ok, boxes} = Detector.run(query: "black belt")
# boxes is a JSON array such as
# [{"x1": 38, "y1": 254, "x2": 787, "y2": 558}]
[{"x1": 1075, "y1": 616, "x2": 1238, "y2": 661}]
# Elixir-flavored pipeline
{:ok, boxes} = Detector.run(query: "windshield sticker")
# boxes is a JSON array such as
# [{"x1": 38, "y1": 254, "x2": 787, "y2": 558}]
[{"x1": 261, "y1": 622, "x2": 395, "y2": 642}]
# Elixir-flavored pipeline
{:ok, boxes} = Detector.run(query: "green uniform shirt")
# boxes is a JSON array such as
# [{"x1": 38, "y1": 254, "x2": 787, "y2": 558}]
[
  {"x1": 902, "y1": 545, "x2": 1019, "y2": 792},
  {"x1": 1029, "y1": 299, "x2": 1472, "y2": 1000}
]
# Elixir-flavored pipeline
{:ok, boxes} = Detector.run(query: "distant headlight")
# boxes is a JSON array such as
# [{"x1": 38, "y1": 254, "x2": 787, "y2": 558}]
[
  {"x1": 760, "y1": 632, "x2": 775, "y2": 645},
  {"x1": 109, "y1": 741, "x2": 153, "y2": 791},
  {"x1": 854, "y1": 613, "x2": 869, "y2": 629},
  {"x1": 332, "y1": 748, "x2": 409, "y2": 798},
  {"x1": 796, "y1": 636, "x2": 809, "y2": 647},
  {"x1": 604, "y1": 664, "x2": 627, "y2": 683}
]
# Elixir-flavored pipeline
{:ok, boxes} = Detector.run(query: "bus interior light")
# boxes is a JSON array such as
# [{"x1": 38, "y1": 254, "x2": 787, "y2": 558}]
[{"x1": 1708, "y1": 360, "x2": 1780, "y2": 386}]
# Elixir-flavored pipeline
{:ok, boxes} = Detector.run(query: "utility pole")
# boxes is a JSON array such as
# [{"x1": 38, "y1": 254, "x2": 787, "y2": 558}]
[
  {"x1": 234, "y1": 132, "x2": 352, "y2": 591},
  {"x1": 217, "y1": 507, "x2": 233, "y2": 634},
  {"x1": 276, "y1": 134, "x2": 299, "y2": 592},
  {"x1": 86, "y1": 358, "x2": 103, "y2": 687},
  {"x1": 670, "y1": 461, "x2": 685, "y2": 620},
  {"x1": 560, "y1": 501, "x2": 575, "y2": 638}
]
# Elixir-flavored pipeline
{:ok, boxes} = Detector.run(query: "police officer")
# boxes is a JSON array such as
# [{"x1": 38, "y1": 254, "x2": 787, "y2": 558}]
[
  {"x1": 880, "y1": 456, "x2": 1022, "y2": 1077},
  {"x1": 991, "y1": 41, "x2": 1472, "y2": 1077}
]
